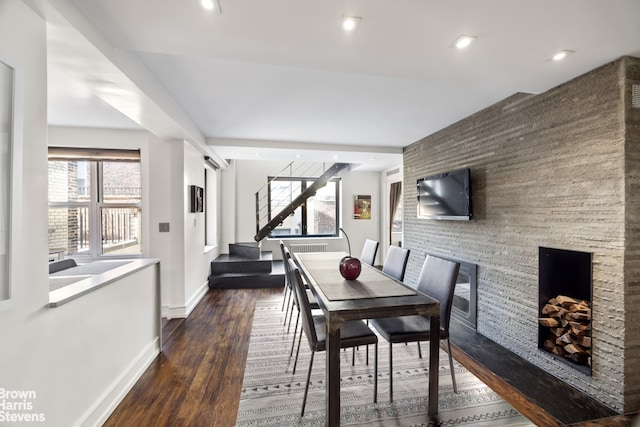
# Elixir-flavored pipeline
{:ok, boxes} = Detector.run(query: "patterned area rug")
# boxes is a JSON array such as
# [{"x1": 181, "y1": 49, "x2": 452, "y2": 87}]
[{"x1": 236, "y1": 294, "x2": 534, "y2": 426}]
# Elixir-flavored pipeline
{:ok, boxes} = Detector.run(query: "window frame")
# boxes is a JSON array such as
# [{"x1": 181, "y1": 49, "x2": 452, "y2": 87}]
[
  {"x1": 204, "y1": 166, "x2": 218, "y2": 248},
  {"x1": 0, "y1": 53, "x2": 23, "y2": 311},
  {"x1": 267, "y1": 176, "x2": 340, "y2": 238},
  {"x1": 48, "y1": 155, "x2": 142, "y2": 261}
]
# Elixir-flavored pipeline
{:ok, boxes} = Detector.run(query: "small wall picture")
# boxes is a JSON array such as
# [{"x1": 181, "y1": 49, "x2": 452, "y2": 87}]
[
  {"x1": 354, "y1": 195, "x2": 371, "y2": 219},
  {"x1": 190, "y1": 185, "x2": 204, "y2": 213}
]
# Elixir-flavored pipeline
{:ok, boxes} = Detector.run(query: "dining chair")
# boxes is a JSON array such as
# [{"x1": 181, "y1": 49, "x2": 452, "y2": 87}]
[
  {"x1": 360, "y1": 239, "x2": 379, "y2": 266},
  {"x1": 279, "y1": 241, "x2": 293, "y2": 315},
  {"x1": 354, "y1": 245, "x2": 409, "y2": 362},
  {"x1": 281, "y1": 245, "x2": 319, "y2": 358},
  {"x1": 288, "y1": 258, "x2": 378, "y2": 416},
  {"x1": 369, "y1": 254, "x2": 460, "y2": 401},
  {"x1": 381, "y1": 245, "x2": 410, "y2": 281}
]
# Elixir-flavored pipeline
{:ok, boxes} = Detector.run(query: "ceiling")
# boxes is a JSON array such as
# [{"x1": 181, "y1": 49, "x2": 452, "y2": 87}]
[{"x1": 43, "y1": 0, "x2": 640, "y2": 171}]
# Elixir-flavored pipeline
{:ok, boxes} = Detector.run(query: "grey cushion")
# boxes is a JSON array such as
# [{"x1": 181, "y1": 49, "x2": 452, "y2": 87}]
[{"x1": 49, "y1": 259, "x2": 77, "y2": 274}]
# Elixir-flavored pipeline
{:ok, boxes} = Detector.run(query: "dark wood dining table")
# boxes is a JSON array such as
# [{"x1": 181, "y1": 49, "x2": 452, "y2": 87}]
[{"x1": 294, "y1": 251, "x2": 441, "y2": 426}]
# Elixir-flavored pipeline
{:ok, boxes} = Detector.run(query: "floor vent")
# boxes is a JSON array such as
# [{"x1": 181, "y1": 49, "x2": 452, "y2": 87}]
[{"x1": 289, "y1": 243, "x2": 328, "y2": 253}]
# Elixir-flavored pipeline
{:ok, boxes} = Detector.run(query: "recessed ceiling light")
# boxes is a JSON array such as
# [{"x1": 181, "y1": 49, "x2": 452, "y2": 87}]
[
  {"x1": 551, "y1": 49, "x2": 574, "y2": 61},
  {"x1": 341, "y1": 16, "x2": 362, "y2": 33},
  {"x1": 452, "y1": 35, "x2": 476, "y2": 49},
  {"x1": 199, "y1": 0, "x2": 215, "y2": 11}
]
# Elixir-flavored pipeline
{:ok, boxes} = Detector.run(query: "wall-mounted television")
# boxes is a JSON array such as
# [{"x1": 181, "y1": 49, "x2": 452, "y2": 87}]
[{"x1": 417, "y1": 168, "x2": 472, "y2": 220}]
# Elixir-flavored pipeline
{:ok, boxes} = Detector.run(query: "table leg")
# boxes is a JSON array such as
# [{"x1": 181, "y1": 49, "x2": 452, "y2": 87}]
[
  {"x1": 326, "y1": 318, "x2": 341, "y2": 426},
  {"x1": 428, "y1": 316, "x2": 440, "y2": 416}
]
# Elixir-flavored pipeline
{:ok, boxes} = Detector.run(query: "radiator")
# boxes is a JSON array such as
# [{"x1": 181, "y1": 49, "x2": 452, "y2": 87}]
[{"x1": 289, "y1": 243, "x2": 328, "y2": 253}]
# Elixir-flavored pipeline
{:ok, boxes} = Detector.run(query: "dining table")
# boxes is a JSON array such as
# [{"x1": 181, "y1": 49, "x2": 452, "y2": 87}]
[{"x1": 294, "y1": 251, "x2": 441, "y2": 426}]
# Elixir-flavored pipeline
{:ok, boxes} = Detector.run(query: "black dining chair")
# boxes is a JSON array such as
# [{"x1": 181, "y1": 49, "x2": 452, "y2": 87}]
[
  {"x1": 279, "y1": 241, "x2": 293, "y2": 315},
  {"x1": 281, "y1": 245, "x2": 320, "y2": 358},
  {"x1": 381, "y1": 245, "x2": 410, "y2": 281},
  {"x1": 369, "y1": 254, "x2": 460, "y2": 401},
  {"x1": 288, "y1": 258, "x2": 378, "y2": 416},
  {"x1": 353, "y1": 245, "x2": 410, "y2": 361},
  {"x1": 360, "y1": 239, "x2": 379, "y2": 266}
]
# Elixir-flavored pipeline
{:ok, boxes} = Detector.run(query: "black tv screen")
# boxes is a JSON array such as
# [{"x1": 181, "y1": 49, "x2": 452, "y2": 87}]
[{"x1": 417, "y1": 168, "x2": 472, "y2": 220}]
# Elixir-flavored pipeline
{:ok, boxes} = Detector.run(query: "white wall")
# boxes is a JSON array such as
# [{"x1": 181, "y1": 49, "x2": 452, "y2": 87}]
[
  {"x1": 47, "y1": 129, "x2": 220, "y2": 317},
  {"x1": 182, "y1": 141, "x2": 215, "y2": 314},
  {"x1": 0, "y1": 3, "x2": 160, "y2": 426},
  {"x1": 340, "y1": 166, "x2": 383, "y2": 264},
  {"x1": 158, "y1": 138, "x2": 220, "y2": 318},
  {"x1": 147, "y1": 135, "x2": 176, "y2": 314},
  {"x1": 220, "y1": 159, "x2": 237, "y2": 251},
  {"x1": 223, "y1": 159, "x2": 383, "y2": 264}
]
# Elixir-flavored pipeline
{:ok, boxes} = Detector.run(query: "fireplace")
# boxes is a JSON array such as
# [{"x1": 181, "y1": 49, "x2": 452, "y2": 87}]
[
  {"x1": 451, "y1": 259, "x2": 477, "y2": 329},
  {"x1": 538, "y1": 247, "x2": 592, "y2": 375}
]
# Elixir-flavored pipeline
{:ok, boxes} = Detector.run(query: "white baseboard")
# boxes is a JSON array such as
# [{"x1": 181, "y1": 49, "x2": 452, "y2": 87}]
[
  {"x1": 185, "y1": 281, "x2": 209, "y2": 317},
  {"x1": 77, "y1": 338, "x2": 160, "y2": 427},
  {"x1": 161, "y1": 281, "x2": 209, "y2": 319}
]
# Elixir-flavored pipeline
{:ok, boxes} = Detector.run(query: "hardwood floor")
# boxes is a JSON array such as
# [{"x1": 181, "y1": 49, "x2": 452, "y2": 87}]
[
  {"x1": 105, "y1": 287, "x2": 635, "y2": 427},
  {"x1": 104, "y1": 288, "x2": 280, "y2": 427}
]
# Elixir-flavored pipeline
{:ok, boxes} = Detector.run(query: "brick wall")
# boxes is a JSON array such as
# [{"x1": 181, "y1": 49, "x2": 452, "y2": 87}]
[
  {"x1": 47, "y1": 161, "x2": 76, "y2": 252},
  {"x1": 403, "y1": 56, "x2": 640, "y2": 412}
]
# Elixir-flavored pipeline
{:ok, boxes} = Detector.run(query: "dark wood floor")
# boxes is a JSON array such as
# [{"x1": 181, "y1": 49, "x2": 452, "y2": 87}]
[
  {"x1": 105, "y1": 288, "x2": 277, "y2": 427},
  {"x1": 105, "y1": 287, "x2": 635, "y2": 427}
]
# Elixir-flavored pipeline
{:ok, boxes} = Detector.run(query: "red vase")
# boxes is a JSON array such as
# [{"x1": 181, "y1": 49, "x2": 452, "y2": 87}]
[{"x1": 339, "y1": 256, "x2": 361, "y2": 280}]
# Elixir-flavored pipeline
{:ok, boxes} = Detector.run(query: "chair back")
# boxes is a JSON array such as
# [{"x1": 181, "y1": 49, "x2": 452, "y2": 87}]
[
  {"x1": 382, "y1": 246, "x2": 410, "y2": 281},
  {"x1": 287, "y1": 258, "x2": 319, "y2": 350},
  {"x1": 416, "y1": 255, "x2": 460, "y2": 333},
  {"x1": 360, "y1": 239, "x2": 379, "y2": 266},
  {"x1": 279, "y1": 241, "x2": 291, "y2": 289},
  {"x1": 282, "y1": 245, "x2": 297, "y2": 289}
]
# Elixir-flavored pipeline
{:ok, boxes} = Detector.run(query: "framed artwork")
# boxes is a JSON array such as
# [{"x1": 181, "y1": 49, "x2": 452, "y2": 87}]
[
  {"x1": 0, "y1": 53, "x2": 23, "y2": 311},
  {"x1": 353, "y1": 195, "x2": 371, "y2": 219},
  {"x1": 190, "y1": 185, "x2": 204, "y2": 213}
]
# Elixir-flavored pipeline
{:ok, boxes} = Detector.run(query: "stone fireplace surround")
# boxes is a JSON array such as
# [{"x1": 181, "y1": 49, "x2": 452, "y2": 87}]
[{"x1": 402, "y1": 56, "x2": 640, "y2": 413}]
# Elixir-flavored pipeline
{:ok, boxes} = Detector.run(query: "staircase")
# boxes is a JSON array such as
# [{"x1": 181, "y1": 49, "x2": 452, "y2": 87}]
[
  {"x1": 208, "y1": 243, "x2": 284, "y2": 289},
  {"x1": 254, "y1": 162, "x2": 349, "y2": 242},
  {"x1": 209, "y1": 161, "x2": 347, "y2": 289}
]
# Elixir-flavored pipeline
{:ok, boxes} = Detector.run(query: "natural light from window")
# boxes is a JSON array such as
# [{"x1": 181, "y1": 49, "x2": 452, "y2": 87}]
[
  {"x1": 48, "y1": 158, "x2": 142, "y2": 259},
  {"x1": 268, "y1": 177, "x2": 339, "y2": 238}
]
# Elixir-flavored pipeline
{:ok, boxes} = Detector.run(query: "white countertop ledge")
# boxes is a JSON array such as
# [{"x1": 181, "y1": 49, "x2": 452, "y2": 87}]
[{"x1": 48, "y1": 258, "x2": 160, "y2": 308}]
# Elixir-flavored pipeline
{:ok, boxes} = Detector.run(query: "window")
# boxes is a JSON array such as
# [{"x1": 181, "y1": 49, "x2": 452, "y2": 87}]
[
  {"x1": 268, "y1": 177, "x2": 340, "y2": 238},
  {"x1": 0, "y1": 54, "x2": 21, "y2": 309},
  {"x1": 204, "y1": 167, "x2": 217, "y2": 247},
  {"x1": 48, "y1": 149, "x2": 141, "y2": 259},
  {"x1": 392, "y1": 194, "x2": 403, "y2": 232}
]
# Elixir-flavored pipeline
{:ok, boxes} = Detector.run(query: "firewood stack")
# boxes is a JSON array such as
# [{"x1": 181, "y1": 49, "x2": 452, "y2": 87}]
[{"x1": 538, "y1": 295, "x2": 591, "y2": 367}]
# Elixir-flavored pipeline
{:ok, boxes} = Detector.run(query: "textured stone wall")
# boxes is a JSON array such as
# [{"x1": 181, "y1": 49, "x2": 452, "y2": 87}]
[
  {"x1": 403, "y1": 57, "x2": 640, "y2": 412},
  {"x1": 624, "y1": 57, "x2": 640, "y2": 412}
]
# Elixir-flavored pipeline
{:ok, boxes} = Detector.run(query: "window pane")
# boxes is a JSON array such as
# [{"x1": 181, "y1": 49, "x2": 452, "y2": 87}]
[
  {"x1": 392, "y1": 196, "x2": 403, "y2": 232},
  {"x1": 306, "y1": 180, "x2": 336, "y2": 235},
  {"x1": 48, "y1": 206, "x2": 90, "y2": 257},
  {"x1": 101, "y1": 207, "x2": 141, "y2": 256},
  {"x1": 102, "y1": 162, "x2": 141, "y2": 203},
  {"x1": 48, "y1": 160, "x2": 90, "y2": 202},
  {"x1": 270, "y1": 180, "x2": 302, "y2": 236}
]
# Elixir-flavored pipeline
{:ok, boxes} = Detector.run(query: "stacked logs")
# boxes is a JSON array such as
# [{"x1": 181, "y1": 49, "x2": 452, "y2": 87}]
[{"x1": 538, "y1": 295, "x2": 591, "y2": 367}]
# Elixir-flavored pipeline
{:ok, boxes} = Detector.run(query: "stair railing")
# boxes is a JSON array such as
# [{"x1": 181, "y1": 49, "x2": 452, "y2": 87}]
[{"x1": 254, "y1": 162, "x2": 346, "y2": 242}]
